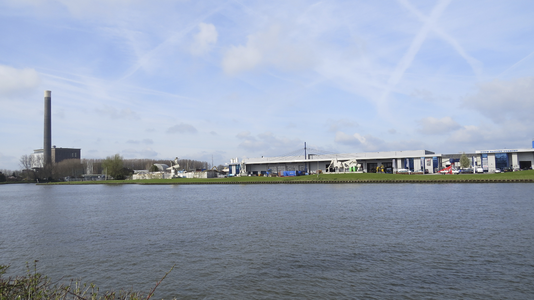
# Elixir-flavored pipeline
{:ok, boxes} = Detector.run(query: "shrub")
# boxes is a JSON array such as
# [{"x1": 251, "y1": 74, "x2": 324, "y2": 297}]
[{"x1": 0, "y1": 261, "x2": 174, "y2": 300}]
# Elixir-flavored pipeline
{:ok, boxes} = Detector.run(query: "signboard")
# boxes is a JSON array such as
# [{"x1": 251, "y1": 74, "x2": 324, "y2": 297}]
[{"x1": 477, "y1": 149, "x2": 519, "y2": 154}]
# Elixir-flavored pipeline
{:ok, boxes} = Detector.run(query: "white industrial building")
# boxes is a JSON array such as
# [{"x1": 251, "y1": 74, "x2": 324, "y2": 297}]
[
  {"x1": 228, "y1": 147, "x2": 534, "y2": 176},
  {"x1": 476, "y1": 148, "x2": 534, "y2": 172},
  {"x1": 230, "y1": 150, "x2": 441, "y2": 176}
]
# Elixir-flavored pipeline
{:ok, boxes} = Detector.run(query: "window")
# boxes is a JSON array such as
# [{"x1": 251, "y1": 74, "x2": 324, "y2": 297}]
[{"x1": 495, "y1": 153, "x2": 508, "y2": 170}]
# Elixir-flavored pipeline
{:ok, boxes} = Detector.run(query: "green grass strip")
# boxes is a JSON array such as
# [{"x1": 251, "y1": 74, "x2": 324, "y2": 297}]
[{"x1": 41, "y1": 170, "x2": 534, "y2": 185}]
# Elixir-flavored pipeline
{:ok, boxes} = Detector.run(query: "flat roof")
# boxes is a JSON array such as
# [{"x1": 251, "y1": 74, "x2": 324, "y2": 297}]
[
  {"x1": 243, "y1": 150, "x2": 441, "y2": 165},
  {"x1": 475, "y1": 148, "x2": 534, "y2": 154}
]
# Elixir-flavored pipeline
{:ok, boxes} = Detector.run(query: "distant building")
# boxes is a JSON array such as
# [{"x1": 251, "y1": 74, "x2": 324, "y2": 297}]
[
  {"x1": 52, "y1": 147, "x2": 81, "y2": 163},
  {"x1": 153, "y1": 163, "x2": 169, "y2": 171},
  {"x1": 31, "y1": 147, "x2": 81, "y2": 168},
  {"x1": 183, "y1": 170, "x2": 218, "y2": 179}
]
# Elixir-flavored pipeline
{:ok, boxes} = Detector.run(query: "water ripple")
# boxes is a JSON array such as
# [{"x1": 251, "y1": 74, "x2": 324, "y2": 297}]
[{"x1": 1, "y1": 183, "x2": 533, "y2": 299}]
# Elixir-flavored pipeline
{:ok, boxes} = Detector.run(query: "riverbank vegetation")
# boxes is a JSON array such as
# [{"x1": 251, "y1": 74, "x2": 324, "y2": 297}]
[
  {"x1": 0, "y1": 262, "x2": 174, "y2": 300},
  {"x1": 16, "y1": 154, "x2": 212, "y2": 183},
  {"x1": 42, "y1": 170, "x2": 534, "y2": 185}
]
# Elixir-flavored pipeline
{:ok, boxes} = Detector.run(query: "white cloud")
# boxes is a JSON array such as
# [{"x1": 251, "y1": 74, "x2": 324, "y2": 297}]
[
  {"x1": 286, "y1": 122, "x2": 297, "y2": 129},
  {"x1": 327, "y1": 119, "x2": 358, "y2": 132},
  {"x1": 122, "y1": 147, "x2": 158, "y2": 158},
  {"x1": 236, "y1": 131, "x2": 263, "y2": 151},
  {"x1": 58, "y1": 0, "x2": 148, "y2": 19},
  {"x1": 257, "y1": 132, "x2": 300, "y2": 149},
  {"x1": 126, "y1": 139, "x2": 153, "y2": 144},
  {"x1": 94, "y1": 106, "x2": 139, "y2": 120},
  {"x1": 334, "y1": 131, "x2": 385, "y2": 152},
  {"x1": 236, "y1": 131, "x2": 254, "y2": 140},
  {"x1": 4, "y1": 0, "x2": 156, "y2": 20},
  {"x1": 335, "y1": 131, "x2": 366, "y2": 146},
  {"x1": 0, "y1": 65, "x2": 41, "y2": 99},
  {"x1": 236, "y1": 131, "x2": 301, "y2": 154},
  {"x1": 167, "y1": 123, "x2": 198, "y2": 134},
  {"x1": 417, "y1": 116, "x2": 462, "y2": 135},
  {"x1": 190, "y1": 23, "x2": 218, "y2": 56},
  {"x1": 445, "y1": 120, "x2": 533, "y2": 150},
  {"x1": 446, "y1": 125, "x2": 487, "y2": 144},
  {"x1": 222, "y1": 44, "x2": 262, "y2": 75},
  {"x1": 410, "y1": 89, "x2": 435, "y2": 102},
  {"x1": 222, "y1": 24, "x2": 315, "y2": 75},
  {"x1": 464, "y1": 77, "x2": 534, "y2": 124},
  {"x1": 238, "y1": 140, "x2": 265, "y2": 152},
  {"x1": 334, "y1": 131, "x2": 429, "y2": 152}
]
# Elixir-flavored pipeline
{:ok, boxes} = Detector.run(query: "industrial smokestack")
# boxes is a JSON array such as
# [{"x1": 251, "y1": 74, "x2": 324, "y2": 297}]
[{"x1": 44, "y1": 90, "x2": 52, "y2": 166}]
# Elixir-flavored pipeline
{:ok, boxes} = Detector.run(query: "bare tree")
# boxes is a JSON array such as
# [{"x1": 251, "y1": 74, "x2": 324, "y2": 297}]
[
  {"x1": 19, "y1": 155, "x2": 36, "y2": 181},
  {"x1": 19, "y1": 155, "x2": 33, "y2": 170}
]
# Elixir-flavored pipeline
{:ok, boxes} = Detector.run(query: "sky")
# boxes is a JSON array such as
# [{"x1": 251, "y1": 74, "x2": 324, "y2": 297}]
[{"x1": 1, "y1": 0, "x2": 534, "y2": 170}]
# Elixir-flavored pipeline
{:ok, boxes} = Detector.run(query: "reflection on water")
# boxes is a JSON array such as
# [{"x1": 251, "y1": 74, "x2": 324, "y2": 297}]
[{"x1": 1, "y1": 183, "x2": 533, "y2": 299}]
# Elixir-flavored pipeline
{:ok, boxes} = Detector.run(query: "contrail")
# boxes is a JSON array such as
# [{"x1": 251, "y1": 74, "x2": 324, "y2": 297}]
[
  {"x1": 377, "y1": 0, "x2": 452, "y2": 114},
  {"x1": 397, "y1": 0, "x2": 483, "y2": 78},
  {"x1": 117, "y1": 2, "x2": 228, "y2": 82},
  {"x1": 499, "y1": 49, "x2": 534, "y2": 77}
]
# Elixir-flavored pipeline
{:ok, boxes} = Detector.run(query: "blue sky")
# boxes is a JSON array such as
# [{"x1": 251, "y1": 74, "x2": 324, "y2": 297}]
[{"x1": 1, "y1": 0, "x2": 534, "y2": 170}]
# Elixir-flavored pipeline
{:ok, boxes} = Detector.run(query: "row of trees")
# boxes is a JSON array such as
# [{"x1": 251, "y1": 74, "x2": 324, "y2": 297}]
[
  {"x1": 0, "y1": 169, "x2": 22, "y2": 178},
  {"x1": 17, "y1": 154, "x2": 213, "y2": 181}
]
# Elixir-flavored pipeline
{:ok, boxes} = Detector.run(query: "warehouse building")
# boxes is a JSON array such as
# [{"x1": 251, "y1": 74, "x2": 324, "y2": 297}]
[
  {"x1": 229, "y1": 150, "x2": 443, "y2": 176},
  {"x1": 228, "y1": 146, "x2": 534, "y2": 176}
]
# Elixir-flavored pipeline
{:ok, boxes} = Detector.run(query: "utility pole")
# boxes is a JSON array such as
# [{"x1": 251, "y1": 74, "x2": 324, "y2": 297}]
[{"x1": 304, "y1": 142, "x2": 307, "y2": 172}]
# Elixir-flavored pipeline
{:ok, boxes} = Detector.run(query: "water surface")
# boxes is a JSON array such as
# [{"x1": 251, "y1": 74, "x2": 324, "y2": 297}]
[{"x1": 1, "y1": 183, "x2": 533, "y2": 299}]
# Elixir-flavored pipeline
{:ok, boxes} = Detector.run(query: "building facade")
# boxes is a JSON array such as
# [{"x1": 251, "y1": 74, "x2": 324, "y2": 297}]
[
  {"x1": 228, "y1": 147, "x2": 534, "y2": 176},
  {"x1": 229, "y1": 150, "x2": 443, "y2": 176},
  {"x1": 475, "y1": 148, "x2": 534, "y2": 172},
  {"x1": 31, "y1": 147, "x2": 81, "y2": 168}
]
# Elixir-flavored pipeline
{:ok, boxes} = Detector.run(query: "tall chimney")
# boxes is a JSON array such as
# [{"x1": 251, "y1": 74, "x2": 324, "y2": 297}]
[{"x1": 44, "y1": 90, "x2": 52, "y2": 166}]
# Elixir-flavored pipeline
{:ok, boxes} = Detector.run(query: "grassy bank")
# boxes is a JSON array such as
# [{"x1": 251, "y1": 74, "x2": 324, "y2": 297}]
[
  {"x1": 41, "y1": 170, "x2": 534, "y2": 185},
  {"x1": 0, "y1": 262, "x2": 174, "y2": 300}
]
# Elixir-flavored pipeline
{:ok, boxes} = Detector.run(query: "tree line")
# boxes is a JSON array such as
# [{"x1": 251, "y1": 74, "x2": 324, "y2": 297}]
[{"x1": 16, "y1": 154, "x2": 214, "y2": 181}]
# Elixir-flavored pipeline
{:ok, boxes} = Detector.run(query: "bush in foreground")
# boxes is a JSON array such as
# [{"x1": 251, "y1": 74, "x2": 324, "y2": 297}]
[{"x1": 0, "y1": 262, "x2": 174, "y2": 300}]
